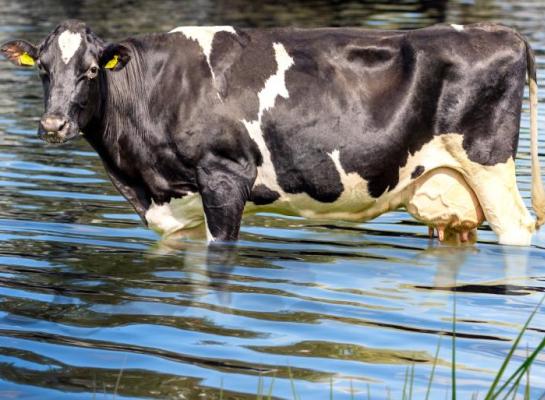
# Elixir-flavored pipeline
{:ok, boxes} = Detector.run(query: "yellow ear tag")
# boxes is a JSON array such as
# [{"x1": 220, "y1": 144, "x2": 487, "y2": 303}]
[
  {"x1": 19, "y1": 52, "x2": 35, "y2": 66},
  {"x1": 104, "y1": 55, "x2": 119, "y2": 69}
]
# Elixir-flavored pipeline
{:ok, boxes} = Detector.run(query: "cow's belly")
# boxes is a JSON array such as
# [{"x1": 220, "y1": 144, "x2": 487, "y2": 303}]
[
  {"x1": 249, "y1": 168, "x2": 484, "y2": 225},
  {"x1": 247, "y1": 180, "x2": 379, "y2": 221},
  {"x1": 247, "y1": 134, "x2": 486, "y2": 230},
  {"x1": 144, "y1": 171, "x2": 483, "y2": 238},
  {"x1": 145, "y1": 145, "x2": 486, "y2": 237}
]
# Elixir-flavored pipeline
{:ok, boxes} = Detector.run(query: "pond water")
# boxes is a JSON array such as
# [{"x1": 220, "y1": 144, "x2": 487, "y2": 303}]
[{"x1": 1, "y1": 0, "x2": 545, "y2": 399}]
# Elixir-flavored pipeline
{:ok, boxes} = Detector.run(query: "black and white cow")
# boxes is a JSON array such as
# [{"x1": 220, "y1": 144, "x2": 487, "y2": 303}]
[{"x1": 2, "y1": 20, "x2": 544, "y2": 245}]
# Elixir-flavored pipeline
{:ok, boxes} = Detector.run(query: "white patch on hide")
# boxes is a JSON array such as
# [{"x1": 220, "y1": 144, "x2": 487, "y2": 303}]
[
  {"x1": 57, "y1": 30, "x2": 82, "y2": 64},
  {"x1": 145, "y1": 193, "x2": 205, "y2": 237},
  {"x1": 243, "y1": 43, "x2": 294, "y2": 196},
  {"x1": 451, "y1": 24, "x2": 464, "y2": 32},
  {"x1": 203, "y1": 213, "x2": 215, "y2": 242},
  {"x1": 169, "y1": 26, "x2": 236, "y2": 84},
  {"x1": 257, "y1": 43, "x2": 293, "y2": 119}
]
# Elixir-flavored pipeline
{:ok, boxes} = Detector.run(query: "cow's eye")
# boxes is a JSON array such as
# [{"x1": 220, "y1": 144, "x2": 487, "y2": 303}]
[{"x1": 87, "y1": 65, "x2": 99, "y2": 78}]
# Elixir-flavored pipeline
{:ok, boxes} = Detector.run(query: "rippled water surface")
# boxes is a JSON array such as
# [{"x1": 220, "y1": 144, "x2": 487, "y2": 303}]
[{"x1": 1, "y1": 0, "x2": 545, "y2": 399}]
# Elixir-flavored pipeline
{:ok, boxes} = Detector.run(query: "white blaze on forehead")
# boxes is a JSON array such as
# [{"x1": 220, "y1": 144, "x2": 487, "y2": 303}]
[
  {"x1": 242, "y1": 42, "x2": 295, "y2": 195},
  {"x1": 451, "y1": 24, "x2": 464, "y2": 31},
  {"x1": 169, "y1": 26, "x2": 236, "y2": 83},
  {"x1": 57, "y1": 30, "x2": 82, "y2": 64}
]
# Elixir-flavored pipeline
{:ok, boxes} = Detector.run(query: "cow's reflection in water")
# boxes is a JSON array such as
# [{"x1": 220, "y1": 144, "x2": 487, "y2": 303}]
[
  {"x1": 151, "y1": 224, "x2": 533, "y2": 310},
  {"x1": 150, "y1": 228, "x2": 237, "y2": 307},
  {"x1": 415, "y1": 238, "x2": 531, "y2": 296}
]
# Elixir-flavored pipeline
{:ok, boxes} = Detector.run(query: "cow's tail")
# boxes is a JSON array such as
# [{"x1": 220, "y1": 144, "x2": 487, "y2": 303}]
[{"x1": 523, "y1": 34, "x2": 545, "y2": 228}]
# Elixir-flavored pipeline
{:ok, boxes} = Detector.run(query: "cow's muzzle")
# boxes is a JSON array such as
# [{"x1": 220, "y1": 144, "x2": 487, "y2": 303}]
[{"x1": 38, "y1": 114, "x2": 77, "y2": 144}]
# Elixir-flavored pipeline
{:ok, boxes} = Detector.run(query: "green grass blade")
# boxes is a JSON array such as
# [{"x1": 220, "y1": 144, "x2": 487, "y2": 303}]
[
  {"x1": 113, "y1": 368, "x2": 124, "y2": 400},
  {"x1": 219, "y1": 377, "x2": 223, "y2": 400},
  {"x1": 492, "y1": 335, "x2": 545, "y2": 398},
  {"x1": 267, "y1": 375, "x2": 275, "y2": 400},
  {"x1": 350, "y1": 378, "x2": 354, "y2": 400},
  {"x1": 485, "y1": 295, "x2": 545, "y2": 399},
  {"x1": 524, "y1": 346, "x2": 531, "y2": 400},
  {"x1": 113, "y1": 355, "x2": 127, "y2": 400},
  {"x1": 330, "y1": 376, "x2": 333, "y2": 400},
  {"x1": 426, "y1": 336, "x2": 442, "y2": 400},
  {"x1": 367, "y1": 383, "x2": 371, "y2": 400},
  {"x1": 257, "y1": 374, "x2": 263, "y2": 400},
  {"x1": 502, "y1": 365, "x2": 527, "y2": 400},
  {"x1": 409, "y1": 363, "x2": 415, "y2": 400},
  {"x1": 508, "y1": 371, "x2": 522, "y2": 400},
  {"x1": 288, "y1": 366, "x2": 298, "y2": 400},
  {"x1": 402, "y1": 366, "x2": 409, "y2": 400}
]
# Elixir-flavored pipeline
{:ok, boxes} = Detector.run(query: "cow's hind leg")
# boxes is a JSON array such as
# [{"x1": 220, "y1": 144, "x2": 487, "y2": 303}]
[{"x1": 442, "y1": 134, "x2": 535, "y2": 246}]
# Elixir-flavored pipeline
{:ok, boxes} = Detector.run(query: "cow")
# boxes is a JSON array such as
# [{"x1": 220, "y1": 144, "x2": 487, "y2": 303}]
[{"x1": 2, "y1": 20, "x2": 544, "y2": 246}]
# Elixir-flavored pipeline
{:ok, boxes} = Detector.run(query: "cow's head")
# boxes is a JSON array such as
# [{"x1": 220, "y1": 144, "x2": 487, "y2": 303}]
[{"x1": 0, "y1": 20, "x2": 130, "y2": 143}]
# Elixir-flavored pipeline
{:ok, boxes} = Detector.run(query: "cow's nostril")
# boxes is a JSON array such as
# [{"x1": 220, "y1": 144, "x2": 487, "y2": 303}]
[{"x1": 40, "y1": 116, "x2": 68, "y2": 133}]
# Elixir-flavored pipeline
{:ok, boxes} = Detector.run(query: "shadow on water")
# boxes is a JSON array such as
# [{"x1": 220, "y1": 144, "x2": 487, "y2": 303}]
[{"x1": 1, "y1": 0, "x2": 545, "y2": 399}]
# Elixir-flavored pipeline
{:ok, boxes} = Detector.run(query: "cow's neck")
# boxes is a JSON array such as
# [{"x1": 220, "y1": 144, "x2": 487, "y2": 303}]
[{"x1": 83, "y1": 39, "x2": 204, "y2": 204}]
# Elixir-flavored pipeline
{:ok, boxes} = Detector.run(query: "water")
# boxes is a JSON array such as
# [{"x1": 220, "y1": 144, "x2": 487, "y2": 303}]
[{"x1": 1, "y1": 0, "x2": 545, "y2": 399}]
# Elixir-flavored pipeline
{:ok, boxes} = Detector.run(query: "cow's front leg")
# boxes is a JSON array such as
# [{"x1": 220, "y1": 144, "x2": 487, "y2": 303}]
[
  {"x1": 197, "y1": 155, "x2": 256, "y2": 242},
  {"x1": 103, "y1": 164, "x2": 150, "y2": 224}
]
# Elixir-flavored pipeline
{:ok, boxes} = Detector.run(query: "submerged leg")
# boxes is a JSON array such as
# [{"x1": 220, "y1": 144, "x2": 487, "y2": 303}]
[
  {"x1": 197, "y1": 153, "x2": 256, "y2": 242},
  {"x1": 459, "y1": 158, "x2": 535, "y2": 246}
]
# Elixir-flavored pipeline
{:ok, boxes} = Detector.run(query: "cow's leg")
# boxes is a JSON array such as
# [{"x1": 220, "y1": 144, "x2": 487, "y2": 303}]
[
  {"x1": 441, "y1": 135, "x2": 535, "y2": 246},
  {"x1": 463, "y1": 160, "x2": 534, "y2": 245},
  {"x1": 197, "y1": 154, "x2": 256, "y2": 242}
]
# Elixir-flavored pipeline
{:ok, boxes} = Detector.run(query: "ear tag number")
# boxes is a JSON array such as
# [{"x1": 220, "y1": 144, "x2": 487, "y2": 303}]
[
  {"x1": 19, "y1": 52, "x2": 35, "y2": 66},
  {"x1": 104, "y1": 55, "x2": 119, "y2": 69}
]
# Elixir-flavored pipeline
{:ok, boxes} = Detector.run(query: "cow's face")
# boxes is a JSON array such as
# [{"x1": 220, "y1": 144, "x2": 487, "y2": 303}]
[{"x1": 0, "y1": 20, "x2": 130, "y2": 143}]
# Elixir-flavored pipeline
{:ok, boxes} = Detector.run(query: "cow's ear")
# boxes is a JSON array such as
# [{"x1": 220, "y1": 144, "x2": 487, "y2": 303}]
[
  {"x1": 0, "y1": 40, "x2": 38, "y2": 67},
  {"x1": 100, "y1": 43, "x2": 131, "y2": 71}
]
